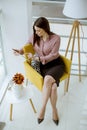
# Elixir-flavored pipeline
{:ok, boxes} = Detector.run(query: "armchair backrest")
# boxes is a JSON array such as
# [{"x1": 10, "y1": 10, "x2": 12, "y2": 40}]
[{"x1": 60, "y1": 55, "x2": 71, "y2": 74}]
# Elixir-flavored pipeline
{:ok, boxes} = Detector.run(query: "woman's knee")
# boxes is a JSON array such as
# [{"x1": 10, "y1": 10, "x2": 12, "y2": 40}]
[
  {"x1": 44, "y1": 75, "x2": 55, "y2": 87},
  {"x1": 51, "y1": 83, "x2": 57, "y2": 92}
]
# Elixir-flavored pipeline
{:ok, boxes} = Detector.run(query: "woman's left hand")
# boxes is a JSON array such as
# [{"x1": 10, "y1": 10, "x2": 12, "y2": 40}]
[
  {"x1": 28, "y1": 53, "x2": 33, "y2": 59},
  {"x1": 40, "y1": 56, "x2": 45, "y2": 64}
]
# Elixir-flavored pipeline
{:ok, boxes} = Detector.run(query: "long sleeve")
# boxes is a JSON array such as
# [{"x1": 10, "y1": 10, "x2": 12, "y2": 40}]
[
  {"x1": 40, "y1": 37, "x2": 60, "y2": 64},
  {"x1": 37, "y1": 34, "x2": 60, "y2": 64}
]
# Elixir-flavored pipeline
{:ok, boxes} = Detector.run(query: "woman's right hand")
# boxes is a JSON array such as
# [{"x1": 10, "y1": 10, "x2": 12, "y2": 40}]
[
  {"x1": 12, "y1": 49, "x2": 20, "y2": 56},
  {"x1": 12, "y1": 48, "x2": 24, "y2": 56}
]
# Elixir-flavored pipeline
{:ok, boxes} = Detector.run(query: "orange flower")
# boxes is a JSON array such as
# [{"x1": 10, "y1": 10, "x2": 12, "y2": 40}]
[{"x1": 12, "y1": 73, "x2": 24, "y2": 84}]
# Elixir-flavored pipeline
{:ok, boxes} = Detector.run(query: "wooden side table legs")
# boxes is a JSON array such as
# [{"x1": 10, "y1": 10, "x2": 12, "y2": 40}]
[
  {"x1": 10, "y1": 104, "x2": 13, "y2": 121},
  {"x1": 9, "y1": 99, "x2": 36, "y2": 121},
  {"x1": 29, "y1": 98, "x2": 37, "y2": 113}
]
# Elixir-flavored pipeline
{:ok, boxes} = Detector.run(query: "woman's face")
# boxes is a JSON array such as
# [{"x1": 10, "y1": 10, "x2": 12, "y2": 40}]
[{"x1": 34, "y1": 26, "x2": 46, "y2": 37}]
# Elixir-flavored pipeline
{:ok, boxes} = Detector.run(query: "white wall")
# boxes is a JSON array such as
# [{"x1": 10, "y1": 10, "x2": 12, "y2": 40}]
[{"x1": 0, "y1": 0, "x2": 32, "y2": 76}]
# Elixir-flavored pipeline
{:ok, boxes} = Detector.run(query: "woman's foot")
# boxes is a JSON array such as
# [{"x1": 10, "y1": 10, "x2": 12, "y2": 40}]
[
  {"x1": 53, "y1": 119, "x2": 59, "y2": 125},
  {"x1": 37, "y1": 118, "x2": 44, "y2": 124},
  {"x1": 37, "y1": 108, "x2": 45, "y2": 124},
  {"x1": 52, "y1": 108, "x2": 59, "y2": 125}
]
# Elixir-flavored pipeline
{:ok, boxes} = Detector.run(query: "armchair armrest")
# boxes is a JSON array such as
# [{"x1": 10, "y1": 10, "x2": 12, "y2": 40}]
[
  {"x1": 24, "y1": 61, "x2": 43, "y2": 91},
  {"x1": 23, "y1": 43, "x2": 35, "y2": 63},
  {"x1": 23, "y1": 44, "x2": 43, "y2": 91}
]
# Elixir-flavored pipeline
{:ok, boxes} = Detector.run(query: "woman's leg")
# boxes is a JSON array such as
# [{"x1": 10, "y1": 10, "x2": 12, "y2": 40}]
[
  {"x1": 38, "y1": 75, "x2": 55, "y2": 120},
  {"x1": 50, "y1": 83, "x2": 59, "y2": 121}
]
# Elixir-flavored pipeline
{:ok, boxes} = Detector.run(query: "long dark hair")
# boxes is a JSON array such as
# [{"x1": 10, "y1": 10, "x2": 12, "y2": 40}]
[{"x1": 33, "y1": 17, "x2": 54, "y2": 45}]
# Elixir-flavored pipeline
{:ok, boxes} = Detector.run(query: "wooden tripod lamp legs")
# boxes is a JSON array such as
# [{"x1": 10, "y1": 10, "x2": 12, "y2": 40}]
[{"x1": 65, "y1": 21, "x2": 81, "y2": 81}]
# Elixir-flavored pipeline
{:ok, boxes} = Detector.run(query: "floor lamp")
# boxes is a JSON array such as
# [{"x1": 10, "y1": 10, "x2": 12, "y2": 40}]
[{"x1": 63, "y1": 0, "x2": 87, "y2": 81}]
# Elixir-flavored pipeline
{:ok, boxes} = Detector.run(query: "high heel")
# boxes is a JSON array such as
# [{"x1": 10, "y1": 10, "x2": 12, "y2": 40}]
[
  {"x1": 37, "y1": 118, "x2": 44, "y2": 124},
  {"x1": 52, "y1": 108, "x2": 59, "y2": 125},
  {"x1": 53, "y1": 119, "x2": 59, "y2": 125},
  {"x1": 38, "y1": 108, "x2": 45, "y2": 124}
]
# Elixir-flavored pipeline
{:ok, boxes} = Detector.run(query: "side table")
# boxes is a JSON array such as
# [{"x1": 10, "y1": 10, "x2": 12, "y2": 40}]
[{"x1": 5, "y1": 86, "x2": 37, "y2": 121}]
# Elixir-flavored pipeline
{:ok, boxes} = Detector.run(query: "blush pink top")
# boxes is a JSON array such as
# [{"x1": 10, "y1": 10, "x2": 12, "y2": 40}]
[{"x1": 28, "y1": 34, "x2": 60, "y2": 64}]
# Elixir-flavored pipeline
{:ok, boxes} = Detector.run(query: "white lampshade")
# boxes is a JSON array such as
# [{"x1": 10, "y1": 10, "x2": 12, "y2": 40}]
[{"x1": 63, "y1": 0, "x2": 87, "y2": 19}]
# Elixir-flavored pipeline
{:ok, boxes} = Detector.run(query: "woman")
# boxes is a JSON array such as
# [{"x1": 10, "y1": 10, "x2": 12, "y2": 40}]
[{"x1": 13, "y1": 17, "x2": 65, "y2": 125}]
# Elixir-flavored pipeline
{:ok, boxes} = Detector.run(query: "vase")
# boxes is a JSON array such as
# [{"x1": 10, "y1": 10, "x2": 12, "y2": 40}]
[{"x1": 12, "y1": 84, "x2": 23, "y2": 98}]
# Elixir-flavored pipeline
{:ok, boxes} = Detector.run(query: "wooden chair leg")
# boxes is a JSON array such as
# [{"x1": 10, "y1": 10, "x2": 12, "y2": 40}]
[
  {"x1": 29, "y1": 98, "x2": 37, "y2": 113},
  {"x1": 64, "y1": 77, "x2": 70, "y2": 94},
  {"x1": 10, "y1": 104, "x2": 13, "y2": 121}
]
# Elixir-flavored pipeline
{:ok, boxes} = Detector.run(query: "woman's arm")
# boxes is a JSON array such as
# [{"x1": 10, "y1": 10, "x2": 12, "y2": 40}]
[
  {"x1": 40, "y1": 37, "x2": 60, "y2": 64},
  {"x1": 13, "y1": 35, "x2": 33, "y2": 55}
]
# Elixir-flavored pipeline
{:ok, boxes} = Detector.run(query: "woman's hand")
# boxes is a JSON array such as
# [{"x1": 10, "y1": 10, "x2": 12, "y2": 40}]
[
  {"x1": 12, "y1": 49, "x2": 20, "y2": 56},
  {"x1": 12, "y1": 48, "x2": 24, "y2": 55},
  {"x1": 40, "y1": 56, "x2": 45, "y2": 64},
  {"x1": 27, "y1": 53, "x2": 33, "y2": 59}
]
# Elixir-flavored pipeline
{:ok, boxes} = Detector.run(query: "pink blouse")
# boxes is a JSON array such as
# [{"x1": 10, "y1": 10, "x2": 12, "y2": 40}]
[{"x1": 28, "y1": 34, "x2": 60, "y2": 64}]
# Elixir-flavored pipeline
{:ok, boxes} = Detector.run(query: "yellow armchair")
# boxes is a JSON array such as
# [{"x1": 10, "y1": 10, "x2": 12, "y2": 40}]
[{"x1": 23, "y1": 44, "x2": 71, "y2": 93}]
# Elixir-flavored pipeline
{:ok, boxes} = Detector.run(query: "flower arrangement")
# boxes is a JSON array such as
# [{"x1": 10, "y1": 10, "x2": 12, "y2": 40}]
[{"x1": 12, "y1": 73, "x2": 24, "y2": 85}]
